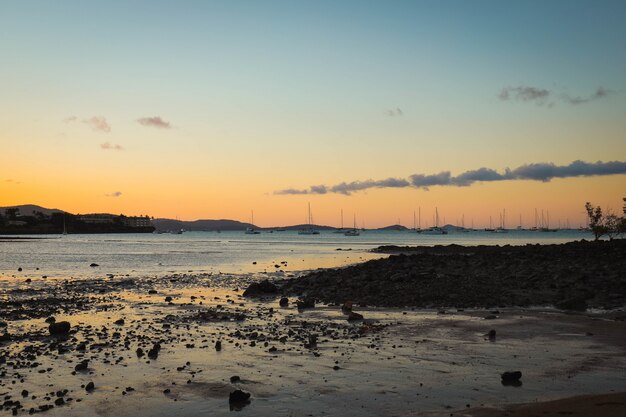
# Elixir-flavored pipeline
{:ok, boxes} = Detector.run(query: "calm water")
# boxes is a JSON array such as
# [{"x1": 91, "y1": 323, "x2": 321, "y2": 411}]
[{"x1": 0, "y1": 229, "x2": 593, "y2": 279}]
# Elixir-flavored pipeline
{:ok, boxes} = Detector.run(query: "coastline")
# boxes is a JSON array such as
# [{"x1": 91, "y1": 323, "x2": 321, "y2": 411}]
[
  {"x1": 1, "y1": 240, "x2": 625, "y2": 416},
  {"x1": 282, "y1": 239, "x2": 626, "y2": 310}
]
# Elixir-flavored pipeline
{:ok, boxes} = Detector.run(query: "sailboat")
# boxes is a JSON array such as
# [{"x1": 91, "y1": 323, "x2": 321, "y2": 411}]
[
  {"x1": 333, "y1": 209, "x2": 345, "y2": 233},
  {"x1": 494, "y1": 209, "x2": 508, "y2": 233},
  {"x1": 298, "y1": 203, "x2": 320, "y2": 235},
  {"x1": 421, "y1": 208, "x2": 448, "y2": 235},
  {"x1": 344, "y1": 213, "x2": 360, "y2": 236},
  {"x1": 245, "y1": 210, "x2": 260, "y2": 234}
]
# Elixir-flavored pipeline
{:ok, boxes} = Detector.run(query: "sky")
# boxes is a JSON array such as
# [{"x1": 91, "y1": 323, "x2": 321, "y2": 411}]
[{"x1": 1, "y1": 0, "x2": 625, "y2": 228}]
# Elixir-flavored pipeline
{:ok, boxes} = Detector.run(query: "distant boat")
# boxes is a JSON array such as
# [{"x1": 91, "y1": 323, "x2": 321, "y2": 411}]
[
  {"x1": 245, "y1": 210, "x2": 260, "y2": 234},
  {"x1": 344, "y1": 214, "x2": 360, "y2": 236},
  {"x1": 333, "y1": 209, "x2": 345, "y2": 233},
  {"x1": 298, "y1": 203, "x2": 320, "y2": 235},
  {"x1": 421, "y1": 208, "x2": 448, "y2": 235}
]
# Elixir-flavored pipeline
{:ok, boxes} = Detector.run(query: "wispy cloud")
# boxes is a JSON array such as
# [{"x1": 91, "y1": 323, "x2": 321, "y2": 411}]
[
  {"x1": 83, "y1": 116, "x2": 111, "y2": 133},
  {"x1": 499, "y1": 85, "x2": 614, "y2": 106},
  {"x1": 105, "y1": 191, "x2": 122, "y2": 197},
  {"x1": 4, "y1": 179, "x2": 21, "y2": 184},
  {"x1": 498, "y1": 86, "x2": 551, "y2": 104},
  {"x1": 63, "y1": 116, "x2": 77, "y2": 123},
  {"x1": 385, "y1": 108, "x2": 403, "y2": 117},
  {"x1": 562, "y1": 87, "x2": 614, "y2": 105},
  {"x1": 275, "y1": 160, "x2": 626, "y2": 195},
  {"x1": 100, "y1": 142, "x2": 124, "y2": 151},
  {"x1": 137, "y1": 116, "x2": 171, "y2": 129}
]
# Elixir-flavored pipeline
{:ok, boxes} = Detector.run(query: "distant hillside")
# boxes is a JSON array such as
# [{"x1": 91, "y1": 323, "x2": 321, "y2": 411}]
[
  {"x1": 376, "y1": 224, "x2": 409, "y2": 231},
  {"x1": 0, "y1": 204, "x2": 66, "y2": 217},
  {"x1": 151, "y1": 218, "x2": 254, "y2": 231}
]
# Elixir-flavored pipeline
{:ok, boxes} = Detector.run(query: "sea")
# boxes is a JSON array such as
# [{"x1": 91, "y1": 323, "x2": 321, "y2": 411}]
[{"x1": 0, "y1": 229, "x2": 594, "y2": 280}]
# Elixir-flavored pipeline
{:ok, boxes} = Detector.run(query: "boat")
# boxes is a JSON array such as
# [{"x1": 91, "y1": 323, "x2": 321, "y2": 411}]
[
  {"x1": 494, "y1": 210, "x2": 508, "y2": 233},
  {"x1": 298, "y1": 203, "x2": 320, "y2": 235},
  {"x1": 245, "y1": 210, "x2": 260, "y2": 234},
  {"x1": 344, "y1": 214, "x2": 360, "y2": 236},
  {"x1": 333, "y1": 209, "x2": 345, "y2": 233},
  {"x1": 421, "y1": 208, "x2": 448, "y2": 235}
]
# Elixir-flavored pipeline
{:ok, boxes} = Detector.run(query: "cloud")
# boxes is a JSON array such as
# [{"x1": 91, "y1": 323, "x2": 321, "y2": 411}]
[
  {"x1": 137, "y1": 116, "x2": 171, "y2": 129},
  {"x1": 105, "y1": 191, "x2": 122, "y2": 197},
  {"x1": 499, "y1": 85, "x2": 614, "y2": 106},
  {"x1": 274, "y1": 160, "x2": 626, "y2": 195},
  {"x1": 499, "y1": 86, "x2": 551, "y2": 104},
  {"x1": 100, "y1": 142, "x2": 124, "y2": 150},
  {"x1": 562, "y1": 87, "x2": 614, "y2": 105},
  {"x1": 83, "y1": 116, "x2": 111, "y2": 133},
  {"x1": 385, "y1": 108, "x2": 403, "y2": 117},
  {"x1": 4, "y1": 179, "x2": 21, "y2": 184},
  {"x1": 63, "y1": 116, "x2": 77, "y2": 123}
]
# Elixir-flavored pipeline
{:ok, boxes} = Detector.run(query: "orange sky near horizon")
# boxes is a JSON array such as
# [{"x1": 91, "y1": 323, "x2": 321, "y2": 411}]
[{"x1": 1, "y1": 2, "x2": 625, "y2": 227}]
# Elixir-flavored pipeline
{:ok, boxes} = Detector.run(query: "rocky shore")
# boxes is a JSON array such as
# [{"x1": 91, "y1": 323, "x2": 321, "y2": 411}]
[{"x1": 281, "y1": 239, "x2": 626, "y2": 310}]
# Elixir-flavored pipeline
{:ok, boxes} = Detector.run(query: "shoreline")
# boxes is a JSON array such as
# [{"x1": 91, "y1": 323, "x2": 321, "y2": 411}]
[
  {"x1": 1, "y1": 240, "x2": 625, "y2": 416},
  {"x1": 281, "y1": 239, "x2": 626, "y2": 310}
]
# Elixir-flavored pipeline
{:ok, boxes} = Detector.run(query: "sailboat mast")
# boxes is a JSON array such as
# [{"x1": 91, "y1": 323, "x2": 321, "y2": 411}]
[
  {"x1": 341, "y1": 209, "x2": 344, "y2": 229},
  {"x1": 418, "y1": 207, "x2": 421, "y2": 229}
]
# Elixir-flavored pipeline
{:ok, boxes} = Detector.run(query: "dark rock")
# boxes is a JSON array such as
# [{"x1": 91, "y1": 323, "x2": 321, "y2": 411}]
[
  {"x1": 341, "y1": 301, "x2": 353, "y2": 312},
  {"x1": 164, "y1": 296, "x2": 173, "y2": 302},
  {"x1": 136, "y1": 348, "x2": 144, "y2": 357},
  {"x1": 85, "y1": 382, "x2": 95, "y2": 392},
  {"x1": 45, "y1": 317, "x2": 56, "y2": 324},
  {"x1": 279, "y1": 297, "x2": 289, "y2": 307},
  {"x1": 487, "y1": 329, "x2": 496, "y2": 341},
  {"x1": 296, "y1": 296, "x2": 315, "y2": 309},
  {"x1": 243, "y1": 280, "x2": 278, "y2": 297},
  {"x1": 347, "y1": 312, "x2": 364, "y2": 321},
  {"x1": 89, "y1": 263, "x2": 99, "y2": 267},
  {"x1": 230, "y1": 375, "x2": 241, "y2": 383},
  {"x1": 49, "y1": 321, "x2": 71, "y2": 335},
  {"x1": 228, "y1": 389, "x2": 250, "y2": 404},
  {"x1": 114, "y1": 319, "x2": 125, "y2": 325},
  {"x1": 555, "y1": 296, "x2": 588, "y2": 311},
  {"x1": 215, "y1": 341, "x2": 222, "y2": 351},
  {"x1": 148, "y1": 289, "x2": 157, "y2": 294},
  {"x1": 74, "y1": 360, "x2": 89, "y2": 372},
  {"x1": 501, "y1": 371, "x2": 522, "y2": 382},
  {"x1": 54, "y1": 398, "x2": 64, "y2": 406},
  {"x1": 0, "y1": 332, "x2": 10, "y2": 342}
]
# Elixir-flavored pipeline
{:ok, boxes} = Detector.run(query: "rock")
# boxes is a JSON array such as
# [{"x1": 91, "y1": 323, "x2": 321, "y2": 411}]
[
  {"x1": 341, "y1": 301, "x2": 353, "y2": 312},
  {"x1": 114, "y1": 319, "x2": 125, "y2": 325},
  {"x1": 136, "y1": 348, "x2": 144, "y2": 357},
  {"x1": 163, "y1": 389, "x2": 171, "y2": 394},
  {"x1": 215, "y1": 341, "x2": 222, "y2": 351},
  {"x1": 89, "y1": 263, "x2": 99, "y2": 267},
  {"x1": 164, "y1": 296, "x2": 173, "y2": 302},
  {"x1": 54, "y1": 398, "x2": 64, "y2": 406},
  {"x1": 75, "y1": 360, "x2": 89, "y2": 371},
  {"x1": 148, "y1": 289, "x2": 157, "y2": 294},
  {"x1": 347, "y1": 312, "x2": 364, "y2": 321},
  {"x1": 85, "y1": 382, "x2": 95, "y2": 392},
  {"x1": 21, "y1": 390, "x2": 28, "y2": 397},
  {"x1": 45, "y1": 316, "x2": 56, "y2": 324},
  {"x1": 147, "y1": 343, "x2": 161, "y2": 359},
  {"x1": 49, "y1": 321, "x2": 71, "y2": 335},
  {"x1": 279, "y1": 297, "x2": 289, "y2": 307},
  {"x1": 230, "y1": 375, "x2": 241, "y2": 383},
  {"x1": 501, "y1": 371, "x2": 522, "y2": 382},
  {"x1": 487, "y1": 329, "x2": 496, "y2": 341},
  {"x1": 243, "y1": 280, "x2": 278, "y2": 297},
  {"x1": 296, "y1": 296, "x2": 315, "y2": 309},
  {"x1": 229, "y1": 389, "x2": 251, "y2": 406},
  {"x1": 0, "y1": 332, "x2": 10, "y2": 342},
  {"x1": 555, "y1": 296, "x2": 588, "y2": 311},
  {"x1": 18, "y1": 267, "x2": 22, "y2": 272},
  {"x1": 0, "y1": 321, "x2": 6, "y2": 328}
]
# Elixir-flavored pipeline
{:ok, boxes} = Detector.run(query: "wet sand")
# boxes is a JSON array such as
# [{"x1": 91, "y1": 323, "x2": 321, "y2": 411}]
[{"x1": 1, "y1": 268, "x2": 626, "y2": 416}]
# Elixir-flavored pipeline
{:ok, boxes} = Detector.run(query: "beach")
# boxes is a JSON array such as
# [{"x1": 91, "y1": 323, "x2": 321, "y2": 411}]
[{"x1": 1, "y1": 237, "x2": 625, "y2": 416}]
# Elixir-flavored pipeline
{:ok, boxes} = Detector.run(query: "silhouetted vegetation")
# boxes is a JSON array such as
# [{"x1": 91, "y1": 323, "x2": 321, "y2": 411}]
[{"x1": 585, "y1": 199, "x2": 625, "y2": 241}]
